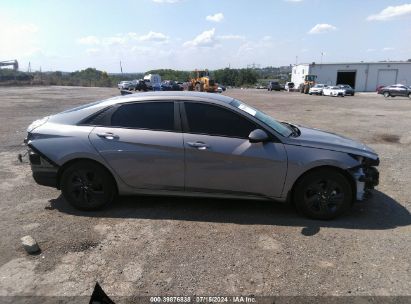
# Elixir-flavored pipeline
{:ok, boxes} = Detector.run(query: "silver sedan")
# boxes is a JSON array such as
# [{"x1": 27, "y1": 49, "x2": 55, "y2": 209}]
[{"x1": 24, "y1": 92, "x2": 379, "y2": 219}]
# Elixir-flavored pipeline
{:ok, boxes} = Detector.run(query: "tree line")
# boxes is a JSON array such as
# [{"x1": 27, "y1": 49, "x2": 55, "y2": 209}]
[{"x1": 0, "y1": 66, "x2": 273, "y2": 87}]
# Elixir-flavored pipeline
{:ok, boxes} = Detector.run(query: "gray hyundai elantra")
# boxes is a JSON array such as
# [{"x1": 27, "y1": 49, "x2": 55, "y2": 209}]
[{"x1": 24, "y1": 92, "x2": 379, "y2": 219}]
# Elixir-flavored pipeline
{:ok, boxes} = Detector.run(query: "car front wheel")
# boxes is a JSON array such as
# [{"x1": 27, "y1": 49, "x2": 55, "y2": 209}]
[
  {"x1": 383, "y1": 92, "x2": 390, "y2": 98},
  {"x1": 293, "y1": 169, "x2": 353, "y2": 220},
  {"x1": 60, "y1": 161, "x2": 116, "y2": 211}
]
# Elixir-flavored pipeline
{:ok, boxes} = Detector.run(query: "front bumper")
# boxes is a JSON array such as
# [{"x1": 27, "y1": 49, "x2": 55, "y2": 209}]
[
  {"x1": 309, "y1": 90, "x2": 322, "y2": 94},
  {"x1": 351, "y1": 164, "x2": 379, "y2": 200}
]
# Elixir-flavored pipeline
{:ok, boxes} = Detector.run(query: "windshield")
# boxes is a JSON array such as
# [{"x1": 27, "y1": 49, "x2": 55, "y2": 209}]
[
  {"x1": 230, "y1": 99, "x2": 293, "y2": 137},
  {"x1": 306, "y1": 75, "x2": 317, "y2": 81}
]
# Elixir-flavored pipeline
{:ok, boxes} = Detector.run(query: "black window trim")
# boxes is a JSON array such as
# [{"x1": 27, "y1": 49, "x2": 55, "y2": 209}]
[
  {"x1": 180, "y1": 100, "x2": 281, "y2": 142},
  {"x1": 80, "y1": 100, "x2": 182, "y2": 133}
]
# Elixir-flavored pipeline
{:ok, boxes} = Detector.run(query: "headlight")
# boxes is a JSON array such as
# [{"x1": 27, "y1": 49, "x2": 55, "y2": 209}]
[
  {"x1": 27, "y1": 116, "x2": 49, "y2": 132},
  {"x1": 349, "y1": 154, "x2": 379, "y2": 166}
]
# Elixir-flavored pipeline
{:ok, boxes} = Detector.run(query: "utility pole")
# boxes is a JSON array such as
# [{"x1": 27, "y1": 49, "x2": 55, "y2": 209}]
[
  {"x1": 321, "y1": 52, "x2": 326, "y2": 64},
  {"x1": 120, "y1": 61, "x2": 123, "y2": 76}
]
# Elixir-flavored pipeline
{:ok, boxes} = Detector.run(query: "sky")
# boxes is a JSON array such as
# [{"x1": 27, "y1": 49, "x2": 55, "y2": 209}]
[{"x1": 1, "y1": 0, "x2": 411, "y2": 72}]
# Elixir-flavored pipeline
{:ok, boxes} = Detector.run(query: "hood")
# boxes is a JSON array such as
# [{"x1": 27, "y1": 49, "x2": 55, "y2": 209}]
[{"x1": 284, "y1": 126, "x2": 378, "y2": 159}]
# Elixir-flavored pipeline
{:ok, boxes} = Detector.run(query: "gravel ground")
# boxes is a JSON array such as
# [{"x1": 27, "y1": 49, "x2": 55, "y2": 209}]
[{"x1": 0, "y1": 86, "x2": 410, "y2": 301}]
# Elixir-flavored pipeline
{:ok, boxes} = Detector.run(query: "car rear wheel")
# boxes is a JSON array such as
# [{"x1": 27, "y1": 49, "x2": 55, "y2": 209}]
[
  {"x1": 293, "y1": 169, "x2": 353, "y2": 220},
  {"x1": 383, "y1": 92, "x2": 390, "y2": 98},
  {"x1": 61, "y1": 161, "x2": 116, "y2": 211}
]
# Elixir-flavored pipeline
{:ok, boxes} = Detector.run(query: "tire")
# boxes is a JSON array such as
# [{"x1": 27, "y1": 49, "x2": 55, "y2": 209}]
[
  {"x1": 383, "y1": 92, "x2": 390, "y2": 98},
  {"x1": 293, "y1": 168, "x2": 353, "y2": 220},
  {"x1": 352, "y1": 93, "x2": 355, "y2": 96},
  {"x1": 195, "y1": 83, "x2": 202, "y2": 92},
  {"x1": 408, "y1": 93, "x2": 411, "y2": 99},
  {"x1": 60, "y1": 161, "x2": 116, "y2": 211}
]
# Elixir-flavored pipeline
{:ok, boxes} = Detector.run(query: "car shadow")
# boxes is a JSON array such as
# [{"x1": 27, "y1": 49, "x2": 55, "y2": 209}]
[{"x1": 49, "y1": 190, "x2": 410, "y2": 236}]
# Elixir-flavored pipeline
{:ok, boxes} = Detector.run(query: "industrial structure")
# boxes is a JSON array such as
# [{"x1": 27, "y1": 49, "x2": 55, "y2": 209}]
[
  {"x1": 0, "y1": 60, "x2": 19, "y2": 71},
  {"x1": 292, "y1": 62, "x2": 411, "y2": 92}
]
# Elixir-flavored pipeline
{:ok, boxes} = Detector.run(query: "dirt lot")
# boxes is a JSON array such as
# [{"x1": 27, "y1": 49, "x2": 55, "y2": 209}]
[{"x1": 0, "y1": 86, "x2": 410, "y2": 300}]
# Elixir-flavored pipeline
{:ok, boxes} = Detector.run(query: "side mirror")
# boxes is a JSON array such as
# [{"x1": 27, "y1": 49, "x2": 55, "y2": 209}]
[{"x1": 248, "y1": 129, "x2": 269, "y2": 143}]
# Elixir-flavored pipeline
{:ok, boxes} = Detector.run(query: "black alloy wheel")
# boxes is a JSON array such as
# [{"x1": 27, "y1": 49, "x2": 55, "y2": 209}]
[
  {"x1": 294, "y1": 169, "x2": 352, "y2": 220},
  {"x1": 61, "y1": 161, "x2": 116, "y2": 211}
]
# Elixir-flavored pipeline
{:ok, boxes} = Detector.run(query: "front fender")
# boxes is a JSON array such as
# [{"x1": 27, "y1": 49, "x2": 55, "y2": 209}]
[{"x1": 282, "y1": 144, "x2": 360, "y2": 198}]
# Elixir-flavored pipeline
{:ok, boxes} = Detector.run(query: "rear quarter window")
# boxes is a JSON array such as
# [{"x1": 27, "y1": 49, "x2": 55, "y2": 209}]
[{"x1": 111, "y1": 102, "x2": 175, "y2": 131}]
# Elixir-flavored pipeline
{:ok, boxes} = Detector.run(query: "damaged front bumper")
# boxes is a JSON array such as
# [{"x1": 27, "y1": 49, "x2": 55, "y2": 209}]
[{"x1": 350, "y1": 159, "x2": 380, "y2": 201}]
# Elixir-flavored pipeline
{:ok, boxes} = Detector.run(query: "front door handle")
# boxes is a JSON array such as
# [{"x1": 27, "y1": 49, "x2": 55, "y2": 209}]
[
  {"x1": 97, "y1": 132, "x2": 119, "y2": 140},
  {"x1": 187, "y1": 141, "x2": 210, "y2": 150}
]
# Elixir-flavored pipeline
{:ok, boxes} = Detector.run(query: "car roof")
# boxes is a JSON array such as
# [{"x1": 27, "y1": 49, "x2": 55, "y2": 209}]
[
  {"x1": 99, "y1": 91, "x2": 235, "y2": 107},
  {"x1": 49, "y1": 92, "x2": 236, "y2": 125}
]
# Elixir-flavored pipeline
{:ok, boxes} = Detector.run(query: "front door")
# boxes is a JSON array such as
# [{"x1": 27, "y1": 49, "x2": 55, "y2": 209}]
[{"x1": 182, "y1": 102, "x2": 287, "y2": 198}]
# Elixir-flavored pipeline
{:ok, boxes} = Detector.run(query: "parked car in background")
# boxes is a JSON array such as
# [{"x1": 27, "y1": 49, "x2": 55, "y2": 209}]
[
  {"x1": 322, "y1": 86, "x2": 346, "y2": 97},
  {"x1": 25, "y1": 91, "x2": 379, "y2": 220},
  {"x1": 376, "y1": 85, "x2": 385, "y2": 94},
  {"x1": 216, "y1": 85, "x2": 226, "y2": 93},
  {"x1": 176, "y1": 82, "x2": 185, "y2": 90},
  {"x1": 284, "y1": 82, "x2": 295, "y2": 91},
  {"x1": 161, "y1": 80, "x2": 183, "y2": 91},
  {"x1": 268, "y1": 81, "x2": 284, "y2": 91},
  {"x1": 143, "y1": 74, "x2": 162, "y2": 90},
  {"x1": 133, "y1": 80, "x2": 149, "y2": 92},
  {"x1": 255, "y1": 84, "x2": 266, "y2": 89},
  {"x1": 378, "y1": 84, "x2": 411, "y2": 98},
  {"x1": 117, "y1": 81, "x2": 133, "y2": 90},
  {"x1": 309, "y1": 84, "x2": 327, "y2": 95},
  {"x1": 338, "y1": 84, "x2": 355, "y2": 96}
]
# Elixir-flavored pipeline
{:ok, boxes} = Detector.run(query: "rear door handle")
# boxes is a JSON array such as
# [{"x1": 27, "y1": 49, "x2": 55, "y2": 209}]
[
  {"x1": 97, "y1": 132, "x2": 119, "y2": 140},
  {"x1": 187, "y1": 141, "x2": 210, "y2": 150}
]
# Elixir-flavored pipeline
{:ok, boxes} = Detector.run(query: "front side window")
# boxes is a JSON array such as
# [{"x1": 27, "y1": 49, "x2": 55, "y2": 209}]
[
  {"x1": 184, "y1": 102, "x2": 257, "y2": 138},
  {"x1": 111, "y1": 102, "x2": 174, "y2": 131}
]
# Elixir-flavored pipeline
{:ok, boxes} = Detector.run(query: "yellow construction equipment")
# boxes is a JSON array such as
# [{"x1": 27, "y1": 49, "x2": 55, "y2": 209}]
[
  {"x1": 300, "y1": 74, "x2": 317, "y2": 94},
  {"x1": 188, "y1": 69, "x2": 217, "y2": 93}
]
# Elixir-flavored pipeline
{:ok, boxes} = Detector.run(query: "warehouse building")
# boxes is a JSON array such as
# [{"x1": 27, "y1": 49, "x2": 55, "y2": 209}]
[{"x1": 291, "y1": 62, "x2": 411, "y2": 92}]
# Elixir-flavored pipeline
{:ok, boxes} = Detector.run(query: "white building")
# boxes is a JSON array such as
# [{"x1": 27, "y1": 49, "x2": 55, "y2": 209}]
[{"x1": 291, "y1": 62, "x2": 411, "y2": 92}]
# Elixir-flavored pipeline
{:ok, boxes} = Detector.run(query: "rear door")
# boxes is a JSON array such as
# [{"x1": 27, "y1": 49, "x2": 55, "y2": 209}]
[
  {"x1": 397, "y1": 85, "x2": 409, "y2": 96},
  {"x1": 181, "y1": 101, "x2": 287, "y2": 198},
  {"x1": 89, "y1": 101, "x2": 184, "y2": 191}
]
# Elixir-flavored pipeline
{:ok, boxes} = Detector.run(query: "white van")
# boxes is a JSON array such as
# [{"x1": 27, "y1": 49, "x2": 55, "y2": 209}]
[{"x1": 143, "y1": 74, "x2": 162, "y2": 90}]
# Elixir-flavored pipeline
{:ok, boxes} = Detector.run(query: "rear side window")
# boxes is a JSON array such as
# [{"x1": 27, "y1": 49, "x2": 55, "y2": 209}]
[
  {"x1": 111, "y1": 102, "x2": 174, "y2": 131},
  {"x1": 184, "y1": 102, "x2": 257, "y2": 138}
]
